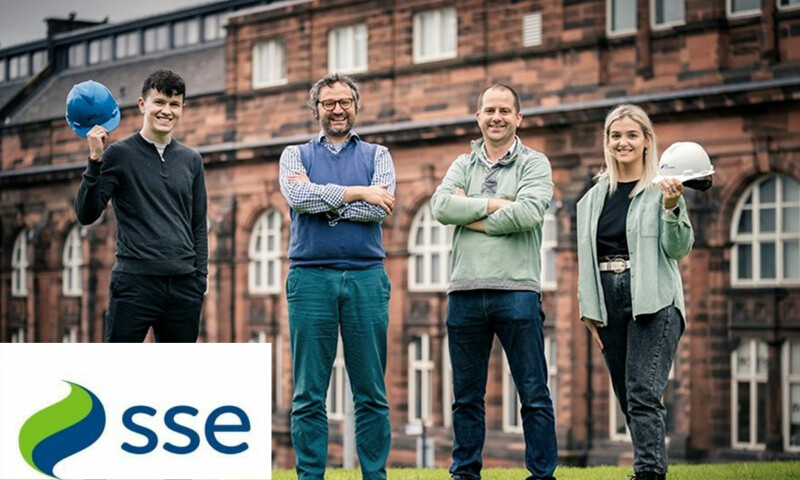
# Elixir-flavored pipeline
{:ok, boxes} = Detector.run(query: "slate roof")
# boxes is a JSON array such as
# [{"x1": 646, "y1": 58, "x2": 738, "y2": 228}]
[{"x1": 8, "y1": 43, "x2": 225, "y2": 126}]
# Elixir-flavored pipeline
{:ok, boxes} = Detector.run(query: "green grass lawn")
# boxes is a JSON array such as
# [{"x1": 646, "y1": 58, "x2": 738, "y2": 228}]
[{"x1": 272, "y1": 462, "x2": 800, "y2": 479}]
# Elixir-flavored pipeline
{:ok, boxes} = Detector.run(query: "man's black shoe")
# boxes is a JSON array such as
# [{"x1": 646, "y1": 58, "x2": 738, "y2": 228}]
[{"x1": 630, "y1": 472, "x2": 666, "y2": 480}]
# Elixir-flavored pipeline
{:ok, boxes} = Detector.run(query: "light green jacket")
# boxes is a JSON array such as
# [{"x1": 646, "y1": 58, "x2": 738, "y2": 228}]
[
  {"x1": 431, "y1": 138, "x2": 553, "y2": 292},
  {"x1": 576, "y1": 175, "x2": 694, "y2": 326}
]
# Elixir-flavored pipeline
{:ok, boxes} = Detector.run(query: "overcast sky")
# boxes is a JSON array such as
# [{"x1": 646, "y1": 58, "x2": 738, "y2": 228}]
[{"x1": 0, "y1": 0, "x2": 215, "y2": 49}]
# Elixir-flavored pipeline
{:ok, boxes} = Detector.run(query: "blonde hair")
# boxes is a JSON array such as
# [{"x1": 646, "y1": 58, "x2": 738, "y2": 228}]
[{"x1": 600, "y1": 104, "x2": 659, "y2": 197}]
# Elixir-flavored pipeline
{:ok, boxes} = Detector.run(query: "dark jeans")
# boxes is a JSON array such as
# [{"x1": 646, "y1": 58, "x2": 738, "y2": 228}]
[
  {"x1": 598, "y1": 270, "x2": 682, "y2": 475},
  {"x1": 105, "y1": 271, "x2": 204, "y2": 342},
  {"x1": 447, "y1": 290, "x2": 557, "y2": 480}
]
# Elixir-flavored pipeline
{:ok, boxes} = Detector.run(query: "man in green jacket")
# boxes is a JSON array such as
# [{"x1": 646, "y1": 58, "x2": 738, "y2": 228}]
[{"x1": 431, "y1": 84, "x2": 557, "y2": 480}]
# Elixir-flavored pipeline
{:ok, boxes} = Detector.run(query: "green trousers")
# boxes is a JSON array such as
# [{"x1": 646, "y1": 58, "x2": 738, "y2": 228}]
[{"x1": 287, "y1": 266, "x2": 391, "y2": 480}]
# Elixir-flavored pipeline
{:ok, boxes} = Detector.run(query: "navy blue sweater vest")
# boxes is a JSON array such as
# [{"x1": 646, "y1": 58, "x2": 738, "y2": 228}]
[{"x1": 288, "y1": 138, "x2": 385, "y2": 269}]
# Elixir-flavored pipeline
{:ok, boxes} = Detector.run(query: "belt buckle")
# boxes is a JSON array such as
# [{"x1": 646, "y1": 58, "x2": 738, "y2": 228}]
[{"x1": 610, "y1": 257, "x2": 626, "y2": 274}]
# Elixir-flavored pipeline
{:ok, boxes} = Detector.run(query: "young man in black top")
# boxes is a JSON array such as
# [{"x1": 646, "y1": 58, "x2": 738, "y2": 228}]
[{"x1": 75, "y1": 69, "x2": 208, "y2": 342}]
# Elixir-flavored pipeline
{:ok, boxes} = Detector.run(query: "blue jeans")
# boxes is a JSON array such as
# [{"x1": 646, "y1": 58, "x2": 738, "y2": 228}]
[
  {"x1": 598, "y1": 270, "x2": 682, "y2": 475},
  {"x1": 447, "y1": 290, "x2": 557, "y2": 480},
  {"x1": 286, "y1": 266, "x2": 391, "y2": 480}
]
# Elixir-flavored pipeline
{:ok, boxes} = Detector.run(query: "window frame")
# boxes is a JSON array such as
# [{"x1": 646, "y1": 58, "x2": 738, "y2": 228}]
[
  {"x1": 173, "y1": 18, "x2": 201, "y2": 48},
  {"x1": 408, "y1": 202, "x2": 454, "y2": 292},
  {"x1": 62, "y1": 226, "x2": 83, "y2": 297},
  {"x1": 12, "y1": 230, "x2": 29, "y2": 297},
  {"x1": 731, "y1": 174, "x2": 800, "y2": 287},
  {"x1": 31, "y1": 50, "x2": 47, "y2": 74},
  {"x1": 248, "y1": 209, "x2": 283, "y2": 295},
  {"x1": 778, "y1": 0, "x2": 800, "y2": 12},
  {"x1": 115, "y1": 31, "x2": 141, "y2": 60},
  {"x1": 143, "y1": 24, "x2": 170, "y2": 53},
  {"x1": 328, "y1": 22, "x2": 368, "y2": 74},
  {"x1": 726, "y1": 0, "x2": 762, "y2": 18},
  {"x1": 731, "y1": 339, "x2": 768, "y2": 450},
  {"x1": 650, "y1": 0, "x2": 686, "y2": 30},
  {"x1": 540, "y1": 205, "x2": 558, "y2": 291},
  {"x1": 62, "y1": 326, "x2": 79, "y2": 343},
  {"x1": 783, "y1": 340, "x2": 800, "y2": 452},
  {"x1": 502, "y1": 354, "x2": 524, "y2": 434},
  {"x1": 10, "y1": 327, "x2": 25, "y2": 343},
  {"x1": 413, "y1": 7, "x2": 458, "y2": 64},
  {"x1": 442, "y1": 334, "x2": 453, "y2": 427},
  {"x1": 88, "y1": 37, "x2": 112, "y2": 65},
  {"x1": 252, "y1": 39, "x2": 287, "y2": 89},
  {"x1": 408, "y1": 334, "x2": 433, "y2": 426},
  {"x1": 606, "y1": 0, "x2": 638, "y2": 37},
  {"x1": 68, "y1": 43, "x2": 86, "y2": 69}
]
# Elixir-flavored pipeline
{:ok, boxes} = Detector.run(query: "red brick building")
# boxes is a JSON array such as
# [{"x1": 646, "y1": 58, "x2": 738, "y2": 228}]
[{"x1": 2, "y1": 0, "x2": 800, "y2": 469}]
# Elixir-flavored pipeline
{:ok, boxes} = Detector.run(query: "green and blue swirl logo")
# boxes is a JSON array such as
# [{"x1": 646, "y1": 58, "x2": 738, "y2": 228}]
[{"x1": 18, "y1": 381, "x2": 106, "y2": 479}]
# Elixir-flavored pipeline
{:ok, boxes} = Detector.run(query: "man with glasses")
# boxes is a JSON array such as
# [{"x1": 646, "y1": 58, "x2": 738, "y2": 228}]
[{"x1": 278, "y1": 73, "x2": 395, "y2": 480}]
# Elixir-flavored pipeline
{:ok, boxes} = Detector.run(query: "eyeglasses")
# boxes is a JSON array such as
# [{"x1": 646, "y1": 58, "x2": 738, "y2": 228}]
[{"x1": 318, "y1": 98, "x2": 354, "y2": 111}]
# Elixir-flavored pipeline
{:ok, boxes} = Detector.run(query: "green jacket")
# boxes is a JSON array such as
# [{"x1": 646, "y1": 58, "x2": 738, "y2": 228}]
[
  {"x1": 576, "y1": 175, "x2": 693, "y2": 326},
  {"x1": 430, "y1": 138, "x2": 553, "y2": 292}
]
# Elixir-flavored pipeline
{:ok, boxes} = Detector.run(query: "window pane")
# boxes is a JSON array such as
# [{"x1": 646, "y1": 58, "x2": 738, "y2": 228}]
[
  {"x1": 431, "y1": 253, "x2": 440, "y2": 283},
  {"x1": 0, "y1": 59, "x2": 5, "y2": 82},
  {"x1": 736, "y1": 342, "x2": 751, "y2": 375},
  {"x1": 738, "y1": 209, "x2": 752, "y2": 234},
  {"x1": 655, "y1": 0, "x2": 684, "y2": 25},
  {"x1": 737, "y1": 244, "x2": 752, "y2": 279},
  {"x1": 414, "y1": 370, "x2": 422, "y2": 419},
  {"x1": 756, "y1": 382, "x2": 766, "y2": 444},
  {"x1": 431, "y1": 225, "x2": 440, "y2": 244},
  {"x1": 784, "y1": 207, "x2": 800, "y2": 233},
  {"x1": 737, "y1": 382, "x2": 751, "y2": 443},
  {"x1": 611, "y1": 0, "x2": 637, "y2": 32},
  {"x1": 545, "y1": 249, "x2": 556, "y2": 283},
  {"x1": 732, "y1": 0, "x2": 761, "y2": 12},
  {"x1": 792, "y1": 341, "x2": 800, "y2": 375},
  {"x1": 785, "y1": 241, "x2": 800, "y2": 280},
  {"x1": 415, "y1": 226, "x2": 424, "y2": 245},
  {"x1": 760, "y1": 208, "x2": 776, "y2": 233},
  {"x1": 415, "y1": 256, "x2": 424, "y2": 284},
  {"x1": 791, "y1": 384, "x2": 800, "y2": 446},
  {"x1": 204, "y1": 14, "x2": 219, "y2": 41},
  {"x1": 760, "y1": 177, "x2": 776, "y2": 203},
  {"x1": 18, "y1": 54, "x2": 28, "y2": 77},
  {"x1": 614, "y1": 398, "x2": 627, "y2": 434},
  {"x1": 756, "y1": 342, "x2": 767, "y2": 376},
  {"x1": 267, "y1": 261, "x2": 274, "y2": 286},
  {"x1": 760, "y1": 242, "x2": 776, "y2": 279}
]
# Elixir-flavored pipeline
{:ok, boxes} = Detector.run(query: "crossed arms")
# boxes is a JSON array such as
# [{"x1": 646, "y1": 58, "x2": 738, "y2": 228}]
[
  {"x1": 430, "y1": 155, "x2": 553, "y2": 235},
  {"x1": 278, "y1": 145, "x2": 396, "y2": 222}
]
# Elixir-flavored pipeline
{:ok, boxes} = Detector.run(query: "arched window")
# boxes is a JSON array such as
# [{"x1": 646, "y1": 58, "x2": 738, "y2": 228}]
[
  {"x1": 248, "y1": 209, "x2": 282, "y2": 294},
  {"x1": 11, "y1": 230, "x2": 29, "y2": 297},
  {"x1": 732, "y1": 174, "x2": 800, "y2": 286},
  {"x1": 63, "y1": 226, "x2": 83, "y2": 296},
  {"x1": 408, "y1": 202, "x2": 453, "y2": 292}
]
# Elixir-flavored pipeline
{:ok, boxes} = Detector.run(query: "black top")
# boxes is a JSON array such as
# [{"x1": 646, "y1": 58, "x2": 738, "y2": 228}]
[
  {"x1": 74, "y1": 133, "x2": 208, "y2": 276},
  {"x1": 596, "y1": 180, "x2": 637, "y2": 259}
]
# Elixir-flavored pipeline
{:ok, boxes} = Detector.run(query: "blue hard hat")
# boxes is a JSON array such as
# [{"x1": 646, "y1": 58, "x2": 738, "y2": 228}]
[{"x1": 65, "y1": 80, "x2": 120, "y2": 138}]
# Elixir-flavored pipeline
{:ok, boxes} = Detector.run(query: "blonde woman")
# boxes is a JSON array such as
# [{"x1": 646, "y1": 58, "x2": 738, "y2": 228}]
[{"x1": 576, "y1": 104, "x2": 693, "y2": 480}]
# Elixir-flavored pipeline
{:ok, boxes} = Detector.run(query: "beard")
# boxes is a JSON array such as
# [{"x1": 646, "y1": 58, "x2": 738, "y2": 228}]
[{"x1": 322, "y1": 115, "x2": 354, "y2": 139}]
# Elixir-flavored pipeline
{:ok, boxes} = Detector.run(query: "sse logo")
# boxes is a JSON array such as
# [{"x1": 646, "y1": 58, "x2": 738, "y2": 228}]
[
  {"x1": 18, "y1": 382, "x2": 106, "y2": 479},
  {"x1": 17, "y1": 382, "x2": 252, "y2": 479}
]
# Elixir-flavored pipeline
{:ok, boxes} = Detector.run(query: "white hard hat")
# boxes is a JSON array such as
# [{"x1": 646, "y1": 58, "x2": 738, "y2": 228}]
[{"x1": 653, "y1": 141, "x2": 715, "y2": 183}]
